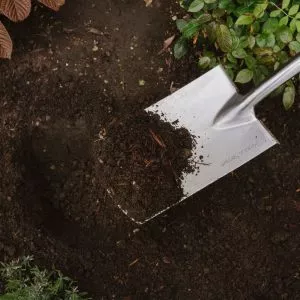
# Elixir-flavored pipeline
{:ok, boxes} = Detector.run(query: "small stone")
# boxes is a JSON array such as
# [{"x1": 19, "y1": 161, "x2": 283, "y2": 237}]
[
  {"x1": 162, "y1": 256, "x2": 171, "y2": 264},
  {"x1": 92, "y1": 45, "x2": 99, "y2": 52},
  {"x1": 139, "y1": 79, "x2": 145, "y2": 86}
]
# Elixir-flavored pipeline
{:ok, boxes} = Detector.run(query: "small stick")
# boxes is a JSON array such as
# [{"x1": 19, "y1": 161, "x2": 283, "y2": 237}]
[{"x1": 149, "y1": 129, "x2": 166, "y2": 148}]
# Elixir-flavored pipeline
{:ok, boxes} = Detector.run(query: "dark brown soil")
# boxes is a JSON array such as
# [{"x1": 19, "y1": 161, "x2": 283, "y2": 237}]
[
  {"x1": 0, "y1": 0, "x2": 300, "y2": 299},
  {"x1": 96, "y1": 111, "x2": 194, "y2": 223}
]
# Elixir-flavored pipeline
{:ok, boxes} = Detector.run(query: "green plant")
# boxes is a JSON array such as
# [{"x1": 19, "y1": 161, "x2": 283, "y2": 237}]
[
  {"x1": 0, "y1": 256, "x2": 90, "y2": 300},
  {"x1": 0, "y1": 0, "x2": 65, "y2": 59},
  {"x1": 174, "y1": 0, "x2": 300, "y2": 109}
]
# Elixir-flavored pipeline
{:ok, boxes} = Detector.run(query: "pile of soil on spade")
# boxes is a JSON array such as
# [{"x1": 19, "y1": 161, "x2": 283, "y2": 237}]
[{"x1": 95, "y1": 111, "x2": 196, "y2": 222}]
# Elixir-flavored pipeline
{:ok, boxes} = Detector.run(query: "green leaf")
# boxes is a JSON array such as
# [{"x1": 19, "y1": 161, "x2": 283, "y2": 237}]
[
  {"x1": 236, "y1": 15, "x2": 255, "y2": 25},
  {"x1": 232, "y1": 47, "x2": 247, "y2": 58},
  {"x1": 296, "y1": 20, "x2": 300, "y2": 32},
  {"x1": 290, "y1": 18, "x2": 297, "y2": 33},
  {"x1": 248, "y1": 35, "x2": 256, "y2": 49},
  {"x1": 296, "y1": 32, "x2": 300, "y2": 42},
  {"x1": 289, "y1": 40, "x2": 300, "y2": 53},
  {"x1": 279, "y1": 16, "x2": 289, "y2": 26},
  {"x1": 182, "y1": 21, "x2": 201, "y2": 38},
  {"x1": 256, "y1": 34, "x2": 266, "y2": 47},
  {"x1": 0, "y1": 294, "x2": 16, "y2": 300},
  {"x1": 262, "y1": 18, "x2": 279, "y2": 33},
  {"x1": 225, "y1": 67, "x2": 234, "y2": 80},
  {"x1": 231, "y1": 34, "x2": 240, "y2": 50},
  {"x1": 197, "y1": 13, "x2": 212, "y2": 24},
  {"x1": 255, "y1": 33, "x2": 274, "y2": 49},
  {"x1": 289, "y1": 4, "x2": 299, "y2": 16},
  {"x1": 204, "y1": 0, "x2": 216, "y2": 3},
  {"x1": 270, "y1": 84, "x2": 285, "y2": 98},
  {"x1": 251, "y1": 21, "x2": 261, "y2": 33},
  {"x1": 212, "y1": 8, "x2": 226, "y2": 18},
  {"x1": 245, "y1": 55, "x2": 257, "y2": 70},
  {"x1": 218, "y1": 0, "x2": 231, "y2": 9},
  {"x1": 216, "y1": 24, "x2": 232, "y2": 52},
  {"x1": 188, "y1": 0, "x2": 204, "y2": 12},
  {"x1": 273, "y1": 45, "x2": 281, "y2": 52},
  {"x1": 259, "y1": 65, "x2": 270, "y2": 76},
  {"x1": 174, "y1": 38, "x2": 188, "y2": 59},
  {"x1": 253, "y1": 68, "x2": 266, "y2": 85},
  {"x1": 257, "y1": 54, "x2": 275, "y2": 65},
  {"x1": 283, "y1": 84, "x2": 295, "y2": 110},
  {"x1": 270, "y1": 10, "x2": 282, "y2": 17},
  {"x1": 205, "y1": 21, "x2": 218, "y2": 42},
  {"x1": 239, "y1": 36, "x2": 249, "y2": 48},
  {"x1": 253, "y1": 3, "x2": 268, "y2": 18},
  {"x1": 226, "y1": 16, "x2": 233, "y2": 27},
  {"x1": 235, "y1": 69, "x2": 253, "y2": 83},
  {"x1": 198, "y1": 56, "x2": 211, "y2": 68},
  {"x1": 227, "y1": 53, "x2": 237, "y2": 63},
  {"x1": 253, "y1": 47, "x2": 273, "y2": 56},
  {"x1": 276, "y1": 26, "x2": 293, "y2": 43},
  {"x1": 282, "y1": 0, "x2": 290, "y2": 10},
  {"x1": 265, "y1": 33, "x2": 276, "y2": 47},
  {"x1": 176, "y1": 19, "x2": 188, "y2": 32},
  {"x1": 278, "y1": 50, "x2": 290, "y2": 64}
]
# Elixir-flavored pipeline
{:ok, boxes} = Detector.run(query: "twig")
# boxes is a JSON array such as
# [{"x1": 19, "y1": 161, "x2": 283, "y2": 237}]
[
  {"x1": 149, "y1": 129, "x2": 166, "y2": 148},
  {"x1": 270, "y1": 2, "x2": 289, "y2": 17}
]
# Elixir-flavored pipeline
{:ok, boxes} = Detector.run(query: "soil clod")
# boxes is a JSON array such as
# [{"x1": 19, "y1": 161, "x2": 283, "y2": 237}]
[{"x1": 95, "y1": 111, "x2": 195, "y2": 222}]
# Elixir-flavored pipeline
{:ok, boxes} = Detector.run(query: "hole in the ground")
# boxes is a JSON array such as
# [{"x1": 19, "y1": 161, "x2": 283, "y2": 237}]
[{"x1": 16, "y1": 118, "x2": 101, "y2": 241}]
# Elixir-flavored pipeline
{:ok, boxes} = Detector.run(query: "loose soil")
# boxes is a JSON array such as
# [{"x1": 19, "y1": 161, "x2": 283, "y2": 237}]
[
  {"x1": 96, "y1": 111, "x2": 195, "y2": 223},
  {"x1": 0, "y1": 0, "x2": 300, "y2": 299}
]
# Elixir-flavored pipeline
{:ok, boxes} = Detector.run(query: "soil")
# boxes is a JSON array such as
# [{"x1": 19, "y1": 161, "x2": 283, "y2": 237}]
[
  {"x1": 0, "y1": 0, "x2": 300, "y2": 299},
  {"x1": 96, "y1": 111, "x2": 195, "y2": 223}
]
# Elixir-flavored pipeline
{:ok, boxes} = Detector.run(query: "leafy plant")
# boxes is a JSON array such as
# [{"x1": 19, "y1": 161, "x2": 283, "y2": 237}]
[
  {"x1": 0, "y1": 0, "x2": 65, "y2": 59},
  {"x1": 0, "y1": 256, "x2": 90, "y2": 300},
  {"x1": 174, "y1": 0, "x2": 300, "y2": 109}
]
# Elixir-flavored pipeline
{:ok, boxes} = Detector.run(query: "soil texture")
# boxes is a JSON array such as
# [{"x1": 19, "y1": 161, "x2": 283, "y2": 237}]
[
  {"x1": 96, "y1": 111, "x2": 195, "y2": 222},
  {"x1": 0, "y1": 0, "x2": 300, "y2": 299}
]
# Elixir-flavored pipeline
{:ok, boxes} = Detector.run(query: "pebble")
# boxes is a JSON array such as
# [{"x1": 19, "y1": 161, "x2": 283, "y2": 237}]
[{"x1": 139, "y1": 79, "x2": 145, "y2": 86}]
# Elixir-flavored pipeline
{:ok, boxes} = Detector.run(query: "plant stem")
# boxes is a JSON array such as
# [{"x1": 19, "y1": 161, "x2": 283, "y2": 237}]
[{"x1": 270, "y1": 2, "x2": 289, "y2": 17}]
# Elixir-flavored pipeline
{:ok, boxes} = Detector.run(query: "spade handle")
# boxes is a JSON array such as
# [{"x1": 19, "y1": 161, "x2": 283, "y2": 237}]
[{"x1": 240, "y1": 56, "x2": 300, "y2": 112}]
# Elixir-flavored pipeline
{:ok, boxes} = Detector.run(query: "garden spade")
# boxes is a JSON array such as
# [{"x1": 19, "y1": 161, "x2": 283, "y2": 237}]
[{"x1": 135, "y1": 57, "x2": 300, "y2": 224}]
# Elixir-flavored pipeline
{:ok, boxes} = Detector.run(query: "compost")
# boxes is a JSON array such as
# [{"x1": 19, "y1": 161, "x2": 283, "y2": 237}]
[{"x1": 96, "y1": 111, "x2": 195, "y2": 221}]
